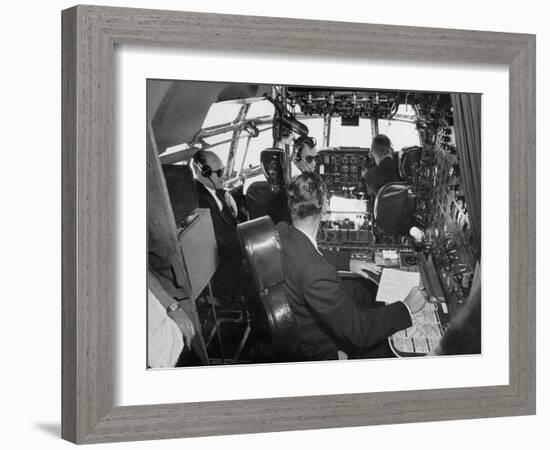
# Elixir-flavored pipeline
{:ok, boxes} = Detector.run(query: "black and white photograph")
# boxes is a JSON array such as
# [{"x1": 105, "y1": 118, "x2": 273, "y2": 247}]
[
  {"x1": 146, "y1": 80, "x2": 481, "y2": 368},
  {"x1": 3, "y1": 0, "x2": 545, "y2": 447}
]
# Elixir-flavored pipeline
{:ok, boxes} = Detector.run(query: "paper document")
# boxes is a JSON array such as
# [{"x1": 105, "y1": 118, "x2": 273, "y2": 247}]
[{"x1": 375, "y1": 268, "x2": 420, "y2": 304}]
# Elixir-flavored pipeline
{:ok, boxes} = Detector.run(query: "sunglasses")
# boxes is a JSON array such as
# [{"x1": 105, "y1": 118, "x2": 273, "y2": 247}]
[{"x1": 303, "y1": 155, "x2": 317, "y2": 164}]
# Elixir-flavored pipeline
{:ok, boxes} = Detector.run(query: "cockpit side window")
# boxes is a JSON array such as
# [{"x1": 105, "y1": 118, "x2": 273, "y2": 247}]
[
  {"x1": 377, "y1": 104, "x2": 420, "y2": 150},
  {"x1": 233, "y1": 128, "x2": 272, "y2": 175},
  {"x1": 230, "y1": 100, "x2": 276, "y2": 175},
  {"x1": 246, "y1": 99, "x2": 274, "y2": 121},
  {"x1": 201, "y1": 131, "x2": 234, "y2": 166},
  {"x1": 202, "y1": 102, "x2": 243, "y2": 128}
]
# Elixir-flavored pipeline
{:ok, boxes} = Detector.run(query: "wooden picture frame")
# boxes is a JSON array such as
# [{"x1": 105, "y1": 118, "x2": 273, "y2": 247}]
[{"x1": 61, "y1": 5, "x2": 536, "y2": 444}]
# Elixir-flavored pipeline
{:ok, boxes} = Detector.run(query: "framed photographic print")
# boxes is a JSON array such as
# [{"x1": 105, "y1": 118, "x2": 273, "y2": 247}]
[{"x1": 62, "y1": 5, "x2": 535, "y2": 444}]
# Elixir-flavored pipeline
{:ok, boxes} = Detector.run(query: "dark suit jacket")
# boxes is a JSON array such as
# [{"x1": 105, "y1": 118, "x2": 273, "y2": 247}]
[
  {"x1": 365, "y1": 156, "x2": 401, "y2": 195},
  {"x1": 195, "y1": 181, "x2": 242, "y2": 296},
  {"x1": 275, "y1": 222, "x2": 412, "y2": 360}
]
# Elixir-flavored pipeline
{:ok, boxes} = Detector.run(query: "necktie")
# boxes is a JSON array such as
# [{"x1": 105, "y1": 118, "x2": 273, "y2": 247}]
[
  {"x1": 215, "y1": 189, "x2": 226, "y2": 206},
  {"x1": 215, "y1": 189, "x2": 233, "y2": 218}
]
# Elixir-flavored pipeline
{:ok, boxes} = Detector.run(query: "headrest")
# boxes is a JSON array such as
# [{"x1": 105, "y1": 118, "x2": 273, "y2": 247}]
[
  {"x1": 398, "y1": 146, "x2": 423, "y2": 183},
  {"x1": 237, "y1": 216, "x2": 284, "y2": 291},
  {"x1": 374, "y1": 182, "x2": 414, "y2": 216},
  {"x1": 260, "y1": 149, "x2": 287, "y2": 192}
]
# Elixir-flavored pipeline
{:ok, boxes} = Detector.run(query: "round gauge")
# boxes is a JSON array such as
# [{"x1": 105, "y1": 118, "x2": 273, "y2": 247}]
[
  {"x1": 342, "y1": 156, "x2": 349, "y2": 164},
  {"x1": 325, "y1": 176, "x2": 332, "y2": 186},
  {"x1": 350, "y1": 165, "x2": 357, "y2": 173},
  {"x1": 341, "y1": 165, "x2": 349, "y2": 173},
  {"x1": 350, "y1": 155, "x2": 357, "y2": 164}
]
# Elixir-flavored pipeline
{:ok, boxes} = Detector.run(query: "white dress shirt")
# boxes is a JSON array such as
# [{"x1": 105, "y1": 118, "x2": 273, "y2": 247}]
[{"x1": 198, "y1": 180, "x2": 238, "y2": 216}]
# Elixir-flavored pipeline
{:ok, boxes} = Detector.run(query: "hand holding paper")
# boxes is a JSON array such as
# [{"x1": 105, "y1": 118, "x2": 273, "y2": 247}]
[
  {"x1": 375, "y1": 268, "x2": 426, "y2": 313},
  {"x1": 403, "y1": 286, "x2": 427, "y2": 314}
]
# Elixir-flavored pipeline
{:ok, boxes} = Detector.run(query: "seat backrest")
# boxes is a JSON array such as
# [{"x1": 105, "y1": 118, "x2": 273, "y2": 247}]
[
  {"x1": 260, "y1": 148, "x2": 288, "y2": 192},
  {"x1": 245, "y1": 181, "x2": 273, "y2": 220},
  {"x1": 374, "y1": 182, "x2": 415, "y2": 237},
  {"x1": 398, "y1": 146, "x2": 423, "y2": 183},
  {"x1": 246, "y1": 181, "x2": 291, "y2": 224},
  {"x1": 237, "y1": 216, "x2": 302, "y2": 360},
  {"x1": 161, "y1": 164, "x2": 198, "y2": 228},
  {"x1": 245, "y1": 148, "x2": 291, "y2": 223}
]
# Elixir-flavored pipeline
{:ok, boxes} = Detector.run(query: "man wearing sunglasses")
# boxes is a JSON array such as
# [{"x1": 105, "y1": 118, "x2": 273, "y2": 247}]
[
  {"x1": 192, "y1": 150, "x2": 241, "y2": 298},
  {"x1": 293, "y1": 135, "x2": 318, "y2": 174}
]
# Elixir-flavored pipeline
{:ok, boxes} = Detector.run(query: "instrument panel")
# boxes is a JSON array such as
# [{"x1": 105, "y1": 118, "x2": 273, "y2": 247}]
[
  {"x1": 411, "y1": 117, "x2": 477, "y2": 318},
  {"x1": 350, "y1": 246, "x2": 451, "y2": 356},
  {"x1": 316, "y1": 147, "x2": 375, "y2": 194}
]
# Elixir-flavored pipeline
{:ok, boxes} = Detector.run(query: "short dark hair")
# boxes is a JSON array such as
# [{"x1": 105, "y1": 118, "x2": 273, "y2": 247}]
[
  {"x1": 371, "y1": 134, "x2": 392, "y2": 160},
  {"x1": 287, "y1": 172, "x2": 326, "y2": 220}
]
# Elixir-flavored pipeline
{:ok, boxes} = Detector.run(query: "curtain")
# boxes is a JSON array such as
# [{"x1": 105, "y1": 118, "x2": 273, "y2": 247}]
[{"x1": 451, "y1": 94, "x2": 482, "y2": 259}]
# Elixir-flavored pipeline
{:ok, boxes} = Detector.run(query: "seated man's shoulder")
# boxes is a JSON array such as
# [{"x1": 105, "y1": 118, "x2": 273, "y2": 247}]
[
  {"x1": 382, "y1": 155, "x2": 399, "y2": 172},
  {"x1": 276, "y1": 223, "x2": 336, "y2": 274},
  {"x1": 365, "y1": 166, "x2": 376, "y2": 182},
  {"x1": 276, "y1": 223, "x2": 310, "y2": 252},
  {"x1": 274, "y1": 221, "x2": 293, "y2": 241},
  {"x1": 275, "y1": 222, "x2": 311, "y2": 247},
  {"x1": 275, "y1": 222, "x2": 304, "y2": 254},
  {"x1": 193, "y1": 180, "x2": 208, "y2": 198},
  {"x1": 365, "y1": 166, "x2": 379, "y2": 193}
]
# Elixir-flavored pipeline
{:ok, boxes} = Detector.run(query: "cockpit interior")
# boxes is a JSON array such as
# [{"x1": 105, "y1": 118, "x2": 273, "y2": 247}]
[{"x1": 147, "y1": 79, "x2": 481, "y2": 367}]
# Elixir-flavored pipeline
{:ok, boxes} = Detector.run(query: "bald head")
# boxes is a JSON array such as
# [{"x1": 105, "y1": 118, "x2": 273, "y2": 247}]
[
  {"x1": 193, "y1": 150, "x2": 225, "y2": 189},
  {"x1": 194, "y1": 150, "x2": 221, "y2": 167}
]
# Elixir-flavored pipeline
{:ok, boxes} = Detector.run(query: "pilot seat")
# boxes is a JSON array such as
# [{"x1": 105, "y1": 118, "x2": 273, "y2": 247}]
[
  {"x1": 398, "y1": 146, "x2": 423, "y2": 184},
  {"x1": 237, "y1": 216, "x2": 303, "y2": 361},
  {"x1": 373, "y1": 182, "x2": 415, "y2": 238},
  {"x1": 245, "y1": 148, "x2": 291, "y2": 224}
]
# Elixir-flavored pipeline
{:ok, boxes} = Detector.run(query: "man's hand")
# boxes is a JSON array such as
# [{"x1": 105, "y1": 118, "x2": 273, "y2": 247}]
[
  {"x1": 349, "y1": 259, "x2": 382, "y2": 279},
  {"x1": 169, "y1": 309, "x2": 196, "y2": 347},
  {"x1": 403, "y1": 286, "x2": 427, "y2": 314}
]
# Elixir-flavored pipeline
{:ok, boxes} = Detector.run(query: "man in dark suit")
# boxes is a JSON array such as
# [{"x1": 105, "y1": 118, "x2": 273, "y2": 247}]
[
  {"x1": 193, "y1": 150, "x2": 242, "y2": 297},
  {"x1": 275, "y1": 172, "x2": 426, "y2": 360},
  {"x1": 364, "y1": 134, "x2": 401, "y2": 196}
]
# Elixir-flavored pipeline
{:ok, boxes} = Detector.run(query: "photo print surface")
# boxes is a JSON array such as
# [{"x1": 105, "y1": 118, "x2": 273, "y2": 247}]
[{"x1": 146, "y1": 79, "x2": 481, "y2": 369}]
